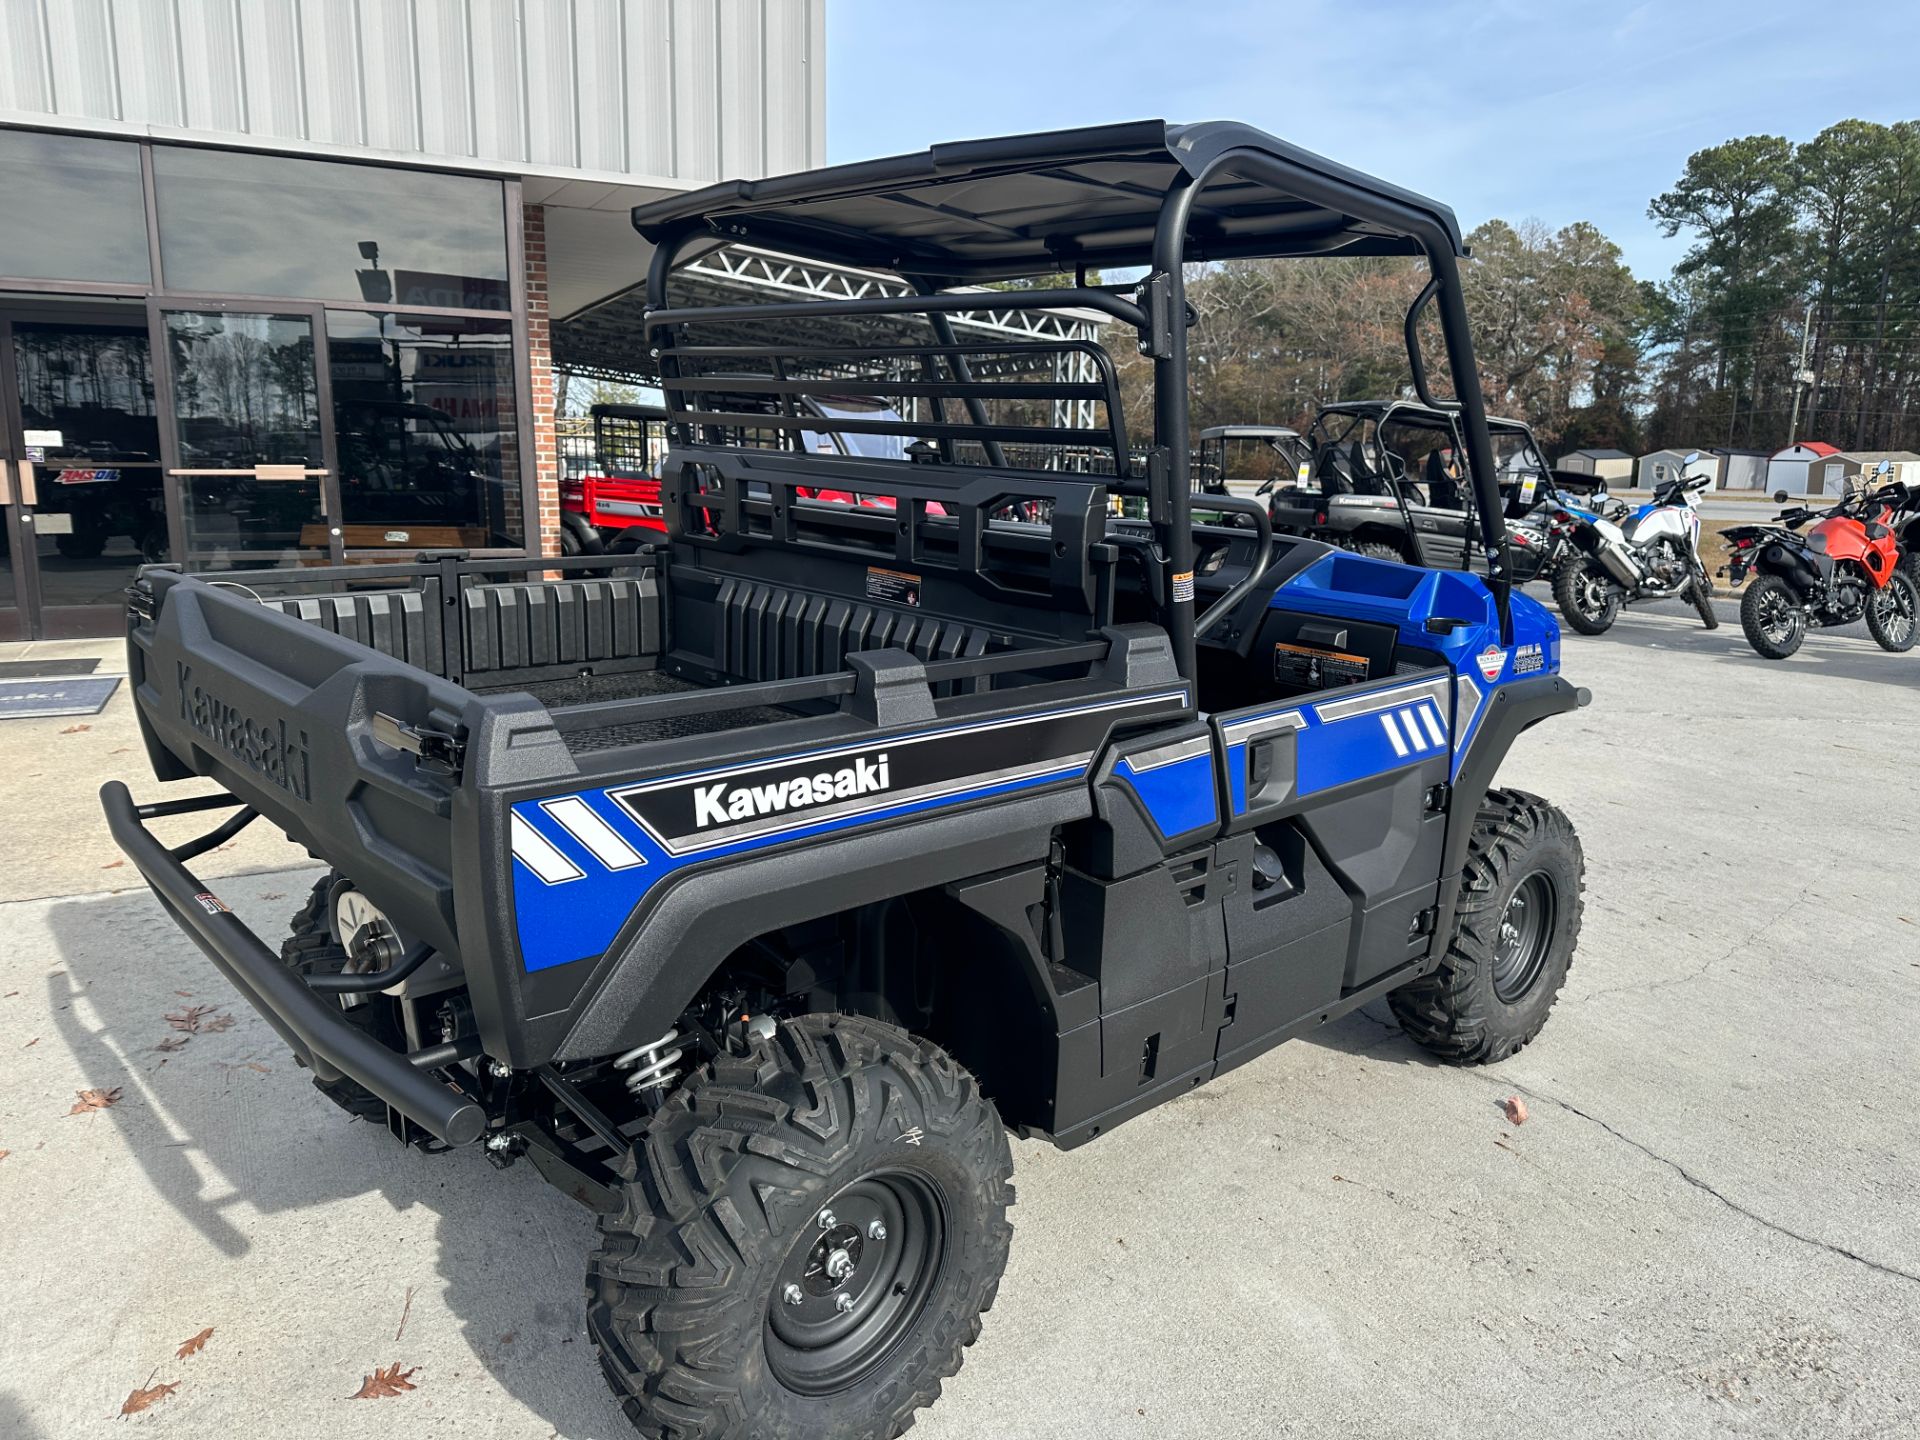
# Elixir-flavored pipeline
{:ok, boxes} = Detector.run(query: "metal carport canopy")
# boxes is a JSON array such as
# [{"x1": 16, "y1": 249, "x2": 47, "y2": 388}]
[{"x1": 629, "y1": 119, "x2": 1467, "y2": 282}]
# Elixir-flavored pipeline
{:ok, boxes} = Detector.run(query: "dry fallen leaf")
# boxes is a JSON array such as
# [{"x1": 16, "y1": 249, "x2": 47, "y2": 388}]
[
  {"x1": 154, "y1": 1035, "x2": 190, "y2": 1053},
  {"x1": 101, "y1": 859, "x2": 125, "y2": 870},
  {"x1": 22, "y1": 1036, "x2": 38, "y2": 1049},
  {"x1": 0, "y1": 1149, "x2": 11, "y2": 1162},
  {"x1": 60, "y1": 723, "x2": 90, "y2": 734},
  {"x1": 176, "y1": 1327, "x2": 214, "y2": 1359},
  {"x1": 351, "y1": 1363, "x2": 419, "y2": 1400},
  {"x1": 1502, "y1": 1095, "x2": 1529, "y2": 1126},
  {"x1": 165, "y1": 1004, "x2": 216, "y2": 1033},
  {"x1": 68, "y1": 1087, "x2": 122, "y2": 1114},
  {"x1": 200, "y1": 1013, "x2": 237, "y2": 1034},
  {"x1": 119, "y1": 1380, "x2": 178, "y2": 1416}
]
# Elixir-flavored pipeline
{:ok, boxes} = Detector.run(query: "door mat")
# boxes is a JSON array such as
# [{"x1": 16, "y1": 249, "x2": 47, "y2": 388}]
[
  {"x1": 0, "y1": 676, "x2": 121, "y2": 718},
  {"x1": 0, "y1": 658, "x2": 102, "y2": 679}
]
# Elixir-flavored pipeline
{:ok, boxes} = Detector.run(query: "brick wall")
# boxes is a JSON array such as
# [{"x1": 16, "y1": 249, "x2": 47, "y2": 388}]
[{"x1": 523, "y1": 202, "x2": 561, "y2": 558}]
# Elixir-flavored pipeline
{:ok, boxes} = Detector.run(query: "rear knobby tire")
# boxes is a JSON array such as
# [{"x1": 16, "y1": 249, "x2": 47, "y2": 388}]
[
  {"x1": 1389, "y1": 789, "x2": 1584, "y2": 1064},
  {"x1": 280, "y1": 875, "x2": 406, "y2": 1122},
  {"x1": 1740, "y1": 573, "x2": 1806, "y2": 659},
  {"x1": 1688, "y1": 574, "x2": 1720, "y2": 629},
  {"x1": 1552, "y1": 557, "x2": 1621, "y2": 635},
  {"x1": 1352, "y1": 539, "x2": 1410, "y2": 564},
  {"x1": 1865, "y1": 569, "x2": 1919, "y2": 653},
  {"x1": 587, "y1": 1013, "x2": 1014, "y2": 1440}
]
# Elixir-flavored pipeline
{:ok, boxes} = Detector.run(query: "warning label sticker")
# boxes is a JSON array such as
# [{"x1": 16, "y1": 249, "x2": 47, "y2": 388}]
[
  {"x1": 866, "y1": 566, "x2": 922, "y2": 608},
  {"x1": 1273, "y1": 640, "x2": 1370, "y2": 690},
  {"x1": 1171, "y1": 570, "x2": 1195, "y2": 604}
]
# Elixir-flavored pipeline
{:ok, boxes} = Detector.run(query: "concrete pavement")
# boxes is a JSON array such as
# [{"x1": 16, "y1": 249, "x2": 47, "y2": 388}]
[{"x1": 0, "y1": 613, "x2": 1916, "y2": 1438}]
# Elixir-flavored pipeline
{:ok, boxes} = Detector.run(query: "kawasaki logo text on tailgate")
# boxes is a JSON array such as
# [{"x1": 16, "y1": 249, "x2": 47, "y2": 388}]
[{"x1": 176, "y1": 662, "x2": 312, "y2": 801}]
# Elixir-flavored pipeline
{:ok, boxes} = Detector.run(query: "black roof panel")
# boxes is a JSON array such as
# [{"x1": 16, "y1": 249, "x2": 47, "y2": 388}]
[{"x1": 631, "y1": 120, "x2": 1466, "y2": 282}]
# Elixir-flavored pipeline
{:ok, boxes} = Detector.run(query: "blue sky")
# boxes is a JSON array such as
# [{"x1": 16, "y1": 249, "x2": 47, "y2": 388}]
[{"x1": 827, "y1": 0, "x2": 1920, "y2": 284}]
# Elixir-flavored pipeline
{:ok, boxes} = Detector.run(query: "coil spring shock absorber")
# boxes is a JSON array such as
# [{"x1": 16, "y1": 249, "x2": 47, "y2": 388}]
[{"x1": 613, "y1": 1028, "x2": 685, "y2": 1096}]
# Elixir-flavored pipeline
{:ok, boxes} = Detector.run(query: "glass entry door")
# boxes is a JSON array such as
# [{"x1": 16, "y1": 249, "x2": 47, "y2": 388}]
[
  {"x1": 152, "y1": 304, "x2": 339, "y2": 570},
  {"x1": 0, "y1": 306, "x2": 164, "y2": 639}
]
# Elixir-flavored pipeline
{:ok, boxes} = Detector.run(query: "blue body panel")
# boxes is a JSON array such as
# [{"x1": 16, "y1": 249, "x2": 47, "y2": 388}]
[
  {"x1": 1113, "y1": 750, "x2": 1218, "y2": 840},
  {"x1": 506, "y1": 552, "x2": 1563, "y2": 974}
]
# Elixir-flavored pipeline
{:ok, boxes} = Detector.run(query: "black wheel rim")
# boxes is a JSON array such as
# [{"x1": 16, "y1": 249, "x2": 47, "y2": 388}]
[
  {"x1": 1492, "y1": 871, "x2": 1557, "y2": 1005},
  {"x1": 765, "y1": 1170, "x2": 946, "y2": 1397},
  {"x1": 1756, "y1": 586, "x2": 1801, "y2": 646},
  {"x1": 1575, "y1": 566, "x2": 1610, "y2": 619},
  {"x1": 1874, "y1": 582, "x2": 1915, "y2": 645}
]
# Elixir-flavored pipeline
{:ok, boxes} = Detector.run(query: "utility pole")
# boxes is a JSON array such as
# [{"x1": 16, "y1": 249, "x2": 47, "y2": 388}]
[{"x1": 1786, "y1": 303, "x2": 1815, "y2": 446}]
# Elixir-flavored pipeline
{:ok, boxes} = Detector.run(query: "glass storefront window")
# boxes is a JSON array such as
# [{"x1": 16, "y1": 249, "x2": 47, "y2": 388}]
[
  {"x1": 152, "y1": 146, "x2": 509, "y2": 308},
  {"x1": 326, "y1": 312, "x2": 523, "y2": 550},
  {"x1": 164, "y1": 311, "x2": 328, "y2": 567},
  {"x1": 0, "y1": 132, "x2": 150, "y2": 285}
]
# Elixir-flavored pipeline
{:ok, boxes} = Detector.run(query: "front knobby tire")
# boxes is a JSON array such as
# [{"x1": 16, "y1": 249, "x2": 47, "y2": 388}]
[
  {"x1": 587, "y1": 1014, "x2": 1014, "y2": 1440},
  {"x1": 1740, "y1": 573, "x2": 1806, "y2": 659},
  {"x1": 1688, "y1": 573, "x2": 1720, "y2": 629},
  {"x1": 1552, "y1": 557, "x2": 1621, "y2": 635},
  {"x1": 1865, "y1": 569, "x2": 1919, "y2": 653},
  {"x1": 1389, "y1": 789, "x2": 1584, "y2": 1064}
]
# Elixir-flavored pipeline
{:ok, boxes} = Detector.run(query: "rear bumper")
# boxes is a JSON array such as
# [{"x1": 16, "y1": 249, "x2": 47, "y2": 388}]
[{"x1": 99, "y1": 781, "x2": 486, "y2": 1147}]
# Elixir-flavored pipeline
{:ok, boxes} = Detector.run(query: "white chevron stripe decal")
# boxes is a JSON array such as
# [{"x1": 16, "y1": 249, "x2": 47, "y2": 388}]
[
  {"x1": 1417, "y1": 703, "x2": 1447, "y2": 748},
  {"x1": 511, "y1": 813, "x2": 583, "y2": 884},
  {"x1": 541, "y1": 797, "x2": 647, "y2": 870},
  {"x1": 1380, "y1": 711, "x2": 1410, "y2": 756}
]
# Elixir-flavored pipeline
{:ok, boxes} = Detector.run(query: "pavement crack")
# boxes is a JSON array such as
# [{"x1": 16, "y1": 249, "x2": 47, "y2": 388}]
[
  {"x1": 1577, "y1": 892, "x2": 1800, "y2": 1007},
  {"x1": 1503, "y1": 1079, "x2": 1920, "y2": 1287}
]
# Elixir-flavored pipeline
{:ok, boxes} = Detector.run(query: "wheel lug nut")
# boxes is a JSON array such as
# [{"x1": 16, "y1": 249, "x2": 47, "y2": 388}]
[
  {"x1": 817, "y1": 1209, "x2": 836, "y2": 1229},
  {"x1": 868, "y1": 1220, "x2": 887, "y2": 1242},
  {"x1": 835, "y1": 1293, "x2": 855, "y2": 1315},
  {"x1": 783, "y1": 1283, "x2": 803, "y2": 1307}
]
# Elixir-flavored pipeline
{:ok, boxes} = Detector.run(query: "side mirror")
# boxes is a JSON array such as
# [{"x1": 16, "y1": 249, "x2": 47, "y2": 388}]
[
  {"x1": 1683, "y1": 451, "x2": 1702, "y2": 465},
  {"x1": 1772, "y1": 490, "x2": 1790, "y2": 504}
]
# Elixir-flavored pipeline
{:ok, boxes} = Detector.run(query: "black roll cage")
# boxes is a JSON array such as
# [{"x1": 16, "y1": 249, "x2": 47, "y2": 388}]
[{"x1": 635, "y1": 122, "x2": 1514, "y2": 672}]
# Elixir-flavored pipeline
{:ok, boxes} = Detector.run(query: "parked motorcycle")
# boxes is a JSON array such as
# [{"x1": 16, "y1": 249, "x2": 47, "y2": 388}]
[
  {"x1": 1721, "y1": 473, "x2": 1918, "y2": 660},
  {"x1": 1549, "y1": 454, "x2": 1718, "y2": 635}
]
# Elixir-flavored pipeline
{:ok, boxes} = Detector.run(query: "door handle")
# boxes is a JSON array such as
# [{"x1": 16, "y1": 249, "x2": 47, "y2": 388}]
[{"x1": 10, "y1": 459, "x2": 34, "y2": 506}]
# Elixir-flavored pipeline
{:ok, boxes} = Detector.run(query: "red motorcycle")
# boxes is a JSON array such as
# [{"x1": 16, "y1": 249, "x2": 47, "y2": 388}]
[{"x1": 1723, "y1": 479, "x2": 1918, "y2": 659}]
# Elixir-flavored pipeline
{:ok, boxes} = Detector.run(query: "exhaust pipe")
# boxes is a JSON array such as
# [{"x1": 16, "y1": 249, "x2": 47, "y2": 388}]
[{"x1": 1594, "y1": 542, "x2": 1643, "y2": 588}]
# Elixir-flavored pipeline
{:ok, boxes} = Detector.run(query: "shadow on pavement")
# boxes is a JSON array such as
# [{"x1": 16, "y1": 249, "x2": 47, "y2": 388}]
[
  {"x1": 46, "y1": 886, "x2": 631, "y2": 1440},
  {"x1": 0, "y1": 1390, "x2": 48, "y2": 1440}
]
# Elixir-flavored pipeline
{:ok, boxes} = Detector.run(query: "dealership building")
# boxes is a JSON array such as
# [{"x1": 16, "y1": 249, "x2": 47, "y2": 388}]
[{"x1": 0, "y1": 0, "x2": 844, "y2": 640}]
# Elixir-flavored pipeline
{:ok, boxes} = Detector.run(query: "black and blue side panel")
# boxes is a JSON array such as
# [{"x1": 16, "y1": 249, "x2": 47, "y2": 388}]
[
  {"x1": 1099, "y1": 722, "x2": 1220, "y2": 853},
  {"x1": 504, "y1": 689, "x2": 1189, "y2": 973}
]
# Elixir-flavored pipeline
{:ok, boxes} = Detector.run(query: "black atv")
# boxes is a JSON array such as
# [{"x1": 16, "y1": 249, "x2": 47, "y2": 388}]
[{"x1": 1266, "y1": 399, "x2": 1566, "y2": 583}]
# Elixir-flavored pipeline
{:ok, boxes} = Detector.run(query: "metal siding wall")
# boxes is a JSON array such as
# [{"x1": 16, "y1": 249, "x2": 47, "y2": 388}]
[
  {"x1": 716, "y1": 0, "x2": 764, "y2": 178},
  {"x1": 669, "y1": 0, "x2": 719, "y2": 179},
  {"x1": 0, "y1": 0, "x2": 823, "y2": 180},
  {"x1": 763, "y1": 0, "x2": 809, "y2": 175},
  {"x1": 106, "y1": 0, "x2": 183, "y2": 129},
  {"x1": 415, "y1": 0, "x2": 475, "y2": 158},
  {"x1": 468, "y1": 0, "x2": 527, "y2": 163},
  {"x1": 175, "y1": 0, "x2": 247, "y2": 135},
  {"x1": 0, "y1": 0, "x2": 51, "y2": 113},
  {"x1": 235, "y1": 0, "x2": 307, "y2": 141},
  {"x1": 523, "y1": 0, "x2": 578, "y2": 168},
  {"x1": 357, "y1": 0, "x2": 420, "y2": 152},
  {"x1": 574, "y1": 0, "x2": 628, "y2": 173},
  {"x1": 625, "y1": 0, "x2": 675, "y2": 175},
  {"x1": 298, "y1": 0, "x2": 366, "y2": 147},
  {"x1": 42, "y1": 0, "x2": 119, "y2": 120}
]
